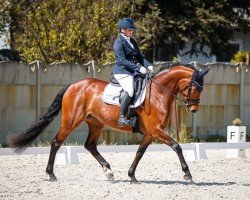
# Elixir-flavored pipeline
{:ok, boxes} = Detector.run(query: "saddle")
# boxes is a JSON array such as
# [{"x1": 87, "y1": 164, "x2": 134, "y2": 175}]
[
  {"x1": 102, "y1": 73, "x2": 148, "y2": 108},
  {"x1": 102, "y1": 73, "x2": 148, "y2": 134}
]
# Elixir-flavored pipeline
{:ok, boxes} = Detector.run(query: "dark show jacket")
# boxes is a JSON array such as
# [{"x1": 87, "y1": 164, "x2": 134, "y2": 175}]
[{"x1": 113, "y1": 34, "x2": 151, "y2": 75}]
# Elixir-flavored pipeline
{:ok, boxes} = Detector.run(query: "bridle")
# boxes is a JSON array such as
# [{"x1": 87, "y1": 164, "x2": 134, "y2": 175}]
[
  {"x1": 148, "y1": 70, "x2": 202, "y2": 107},
  {"x1": 178, "y1": 81, "x2": 201, "y2": 106}
]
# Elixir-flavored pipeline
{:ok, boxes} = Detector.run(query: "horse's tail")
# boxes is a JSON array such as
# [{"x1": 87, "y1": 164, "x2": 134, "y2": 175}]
[{"x1": 7, "y1": 85, "x2": 70, "y2": 153}]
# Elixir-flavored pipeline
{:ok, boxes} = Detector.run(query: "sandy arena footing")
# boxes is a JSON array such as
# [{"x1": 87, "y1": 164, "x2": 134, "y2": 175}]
[{"x1": 0, "y1": 149, "x2": 250, "y2": 200}]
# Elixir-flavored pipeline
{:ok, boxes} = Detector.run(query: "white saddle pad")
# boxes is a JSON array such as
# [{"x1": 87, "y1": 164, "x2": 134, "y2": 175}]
[{"x1": 102, "y1": 83, "x2": 146, "y2": 108}]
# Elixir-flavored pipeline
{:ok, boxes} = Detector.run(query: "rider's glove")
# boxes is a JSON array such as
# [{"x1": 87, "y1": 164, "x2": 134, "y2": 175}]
[
  {"x1": 148, "y1": 65, "x2": 154, "y2": 73},
  {"x1": 139, "y1": 66, "x2": 147, "y2": 74}
]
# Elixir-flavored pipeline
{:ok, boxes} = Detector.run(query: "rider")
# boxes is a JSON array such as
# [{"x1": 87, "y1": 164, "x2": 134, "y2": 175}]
[{"x1": 113, "y1": 18, "x2": 153, "y2": 127}]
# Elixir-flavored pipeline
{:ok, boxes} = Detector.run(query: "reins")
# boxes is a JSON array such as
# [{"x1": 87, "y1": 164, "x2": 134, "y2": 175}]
[
  {"x1": 148, "y1": 75, "x2": 184, "y2": 103},
  {"x1": 147, "y1": 72, "x2": 200, "y2": 106}
]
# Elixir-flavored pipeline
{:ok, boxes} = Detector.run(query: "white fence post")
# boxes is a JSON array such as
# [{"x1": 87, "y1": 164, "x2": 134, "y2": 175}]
[
  {"x1": 55, "y1": 147, "x2": 69, "y2": 165},
  {"x1": 54, "y1": 146, "x2": 80, "y2": 165},
  {"x1": 67, "y1": 146, "x2": 80, "y2": 164},
  {"x1": 195, "y1": 143, "x2": 207, "y2": 160},
  {"x1": 185, "y1": 143, "x2": 197, "y2": 161}
]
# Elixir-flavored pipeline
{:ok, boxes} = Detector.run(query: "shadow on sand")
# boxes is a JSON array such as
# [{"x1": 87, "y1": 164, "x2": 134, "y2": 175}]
[{"x1": 112, "y1": 179, "x2": 237, "y2": 186}]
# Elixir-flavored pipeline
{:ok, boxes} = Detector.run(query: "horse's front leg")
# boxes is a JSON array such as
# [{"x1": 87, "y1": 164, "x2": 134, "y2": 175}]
[
  {"x1": 170, "y1": 139, "x2": 193, "y2": 182},
  {"x1": 155, "y1": 129, "x2": 193, "y2": 183},
  {"x1": 128, "y1": 135, "x2": 153, "y2": 183}
]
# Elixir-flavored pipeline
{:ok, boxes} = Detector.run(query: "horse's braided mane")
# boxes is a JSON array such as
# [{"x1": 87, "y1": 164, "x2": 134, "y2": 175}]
[{"x1": 154, "y1": 62, "x2": 196, "y2": 77}]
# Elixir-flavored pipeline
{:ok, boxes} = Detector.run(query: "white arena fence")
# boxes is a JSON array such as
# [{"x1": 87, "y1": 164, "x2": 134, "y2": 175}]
[{"x1": 0, "y1": 142, "x2": 250, "y2": 165}]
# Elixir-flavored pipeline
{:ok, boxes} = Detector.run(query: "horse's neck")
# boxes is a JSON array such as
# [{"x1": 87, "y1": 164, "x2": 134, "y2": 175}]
[
  {"x1": 154, "y1": 67, "x2": 191, "y2": 94},
  {"x1": 150, "y1": 67, "x2": 193, "y2": 108}
]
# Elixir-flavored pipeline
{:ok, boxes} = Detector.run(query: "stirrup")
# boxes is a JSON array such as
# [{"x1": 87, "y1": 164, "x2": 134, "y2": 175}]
[{"x1": 118, "y1": 115, "x2": 133, "y2": 127}]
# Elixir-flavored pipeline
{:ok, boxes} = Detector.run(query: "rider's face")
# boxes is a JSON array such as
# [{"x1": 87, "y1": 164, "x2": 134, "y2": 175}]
[{"x1": 124, "y1": 28, "x2": 134, "y2": 37}]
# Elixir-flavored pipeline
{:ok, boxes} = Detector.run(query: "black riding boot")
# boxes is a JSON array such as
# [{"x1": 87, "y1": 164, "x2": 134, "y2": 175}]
[{"x1": 118, "y1": 92, "x2": 132, "y2": 127}]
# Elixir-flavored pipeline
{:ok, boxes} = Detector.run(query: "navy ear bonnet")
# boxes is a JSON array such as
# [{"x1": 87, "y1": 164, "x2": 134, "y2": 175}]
[{"x1": 192, "y1": 68, "x2": 210, "y2": 92}]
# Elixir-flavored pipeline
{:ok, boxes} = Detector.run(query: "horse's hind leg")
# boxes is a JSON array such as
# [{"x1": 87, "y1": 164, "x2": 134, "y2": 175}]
[
  {"x1": 84, "y1": 118, "x2": 114, "y2": 181},
  {"x1": 46, "y1": 125, "x2": 78, "y2": 181},
  {"x1": 46, "y1": 106, "x2": 84, "y2": 181}
]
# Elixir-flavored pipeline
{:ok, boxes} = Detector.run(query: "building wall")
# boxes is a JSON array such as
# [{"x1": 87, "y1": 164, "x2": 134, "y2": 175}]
[
  {"x1": 0, "y1": 62, "x2": 249, "y2": 145},
  {"x1": 233, "y1": 31, "x2": 250, "y2": 50}
]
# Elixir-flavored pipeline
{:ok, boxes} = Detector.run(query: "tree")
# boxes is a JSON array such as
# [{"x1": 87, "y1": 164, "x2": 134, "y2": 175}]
[
  {"x1": 12, "y1": 0, "x2": 128, "y2": 64},
  {"x1": 0, "y1": 0, "x2": 12, "y2": 46},
  {"x1": 0, "y1": 0, "x2": 249, "y2": 63},
  {"x1": 3, "y1": 0, "x2": 161, "y2": 64},
  {"x1": 155, "y1": 0, "x2": 250, "y2": 58}
]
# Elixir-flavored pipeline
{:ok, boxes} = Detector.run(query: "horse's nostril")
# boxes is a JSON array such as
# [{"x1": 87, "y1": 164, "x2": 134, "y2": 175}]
[{"x1": 191, "y1": 110, "x2": 197, "y2": 113}]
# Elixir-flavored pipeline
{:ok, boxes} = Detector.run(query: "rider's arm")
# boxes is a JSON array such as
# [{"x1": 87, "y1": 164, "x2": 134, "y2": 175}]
[
  {"x1": 113, "y1": 41, "x2": 141, "y2": 71},
  {"x1": 132, "y1": 39, "x2": 151, "y2": 68}
]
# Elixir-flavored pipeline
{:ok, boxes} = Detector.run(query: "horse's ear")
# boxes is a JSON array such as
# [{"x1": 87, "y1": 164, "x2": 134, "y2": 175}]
[{"x1": 201, "y1": 67, "x2": 211, "y2": 77}]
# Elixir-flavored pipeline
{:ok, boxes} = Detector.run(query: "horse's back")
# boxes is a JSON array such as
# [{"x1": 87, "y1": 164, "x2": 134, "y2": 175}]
[
  {"x1": 61, "y1": 78, "x2": 109, "y2": 116},
  {"x1": 68, "y1": 77, "x2": 108, "y2": 93}
]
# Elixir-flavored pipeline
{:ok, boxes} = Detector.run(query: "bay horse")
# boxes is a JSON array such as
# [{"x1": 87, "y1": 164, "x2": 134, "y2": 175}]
[{"x1": 7, "y1": 64, "x2": 210, "y2": 183}]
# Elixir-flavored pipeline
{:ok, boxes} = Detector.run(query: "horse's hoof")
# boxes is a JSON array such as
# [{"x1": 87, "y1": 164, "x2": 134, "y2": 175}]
[
  {"x1": 106, "y1": 172, "x2": 114, "y2": 181},
  {"x1": 188, "y1": 179, "x2": 195, "y2": 184},
  {"x1": 130, "y1": 176, "x2": 140, "y2": 184},
  {"x1": 184, "y1": 175, "x2": 194, "y2": 184},
  {"x1": 49, "y1": 174, "x2": 58, "y2": 182},
  {"x1": 184, "y1": 174, "x2": 192, "y2": 181},
  {"x1": 103, "y1": 167, "x2": 114, "y2": 181}
]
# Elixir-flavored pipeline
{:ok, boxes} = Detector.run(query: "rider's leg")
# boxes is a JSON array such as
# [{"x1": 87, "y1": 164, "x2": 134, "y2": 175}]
[
  {"x1": 118, "y1": 91, "x2": 132, "y2": 126},
  {"x1": 114, "y1": 74, "x2": 134, "y2": 126}
]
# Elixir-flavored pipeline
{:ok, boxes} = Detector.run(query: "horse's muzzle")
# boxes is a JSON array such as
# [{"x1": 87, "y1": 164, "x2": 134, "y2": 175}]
[{"x1": 187, "y1": 105, "x2": 199, "y2": 113}]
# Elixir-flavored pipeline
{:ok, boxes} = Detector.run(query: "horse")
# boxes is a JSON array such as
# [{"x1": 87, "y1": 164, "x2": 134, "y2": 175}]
[{"x1": 7, "y1": 64, "x2": 210, "y2": 183}]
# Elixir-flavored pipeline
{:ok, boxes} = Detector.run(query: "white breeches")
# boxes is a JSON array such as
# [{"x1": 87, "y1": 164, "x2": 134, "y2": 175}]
[{"x1": 114, "y1": 74, "x2": 134, "y2": 97}]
